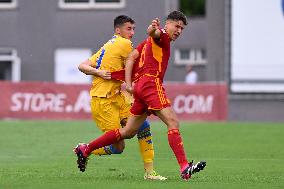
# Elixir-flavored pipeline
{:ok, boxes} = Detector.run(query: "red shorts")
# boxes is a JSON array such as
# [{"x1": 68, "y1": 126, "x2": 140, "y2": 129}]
[{"x1": 130, "y1": 75, "x2": 171, "y2": 115}]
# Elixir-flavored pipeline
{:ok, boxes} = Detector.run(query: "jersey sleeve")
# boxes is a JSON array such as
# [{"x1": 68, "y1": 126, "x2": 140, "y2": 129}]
[
  {"x1": 88, "y1": 50, "x2": 102, "y2": 67},
  {"x1": 111, "y1": 69, "x2": 125, "y2": 81},
  {"x1": 120, "y1": 39, "x2": 133, "y2": 58}
]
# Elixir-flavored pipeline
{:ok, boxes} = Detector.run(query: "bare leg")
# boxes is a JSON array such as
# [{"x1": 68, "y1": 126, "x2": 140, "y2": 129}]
[
  {"x1": 155, "y1": 107, "x2": 179, "y2": 130},
  {"x1": 119, "y1": 113, "x2": 148, "y2": 139},
  {"x1": 154, "y1": 106, "x2": 206, "y2": 180},
  {"x1": 155, "y1": 107, "x2": 189, "y2": 170}
]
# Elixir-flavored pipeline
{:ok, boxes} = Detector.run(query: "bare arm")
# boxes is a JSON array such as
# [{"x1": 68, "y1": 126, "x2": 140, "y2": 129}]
[
  {"x1": 147, "y1": 18, "x2": 161, "y2": 39},
  {"x1": 125, "y1": 49, "x2": 140, "y2": 93},
  {"x1": 78, "y1": 59, "x2": 111, "y2": 79}
]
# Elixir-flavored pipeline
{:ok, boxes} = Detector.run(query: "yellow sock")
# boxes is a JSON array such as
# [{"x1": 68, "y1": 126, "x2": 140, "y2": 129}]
[
  {"x1": 144, "y1": 162, "x2": 154, "y2": 174},
  {"x1": 92, "y1": 147, "x2": 109, "y2": 156},
  {"x1": 137, "y1": 121, "x2": 154, "y2": 173},
  {"x1": 91, "y1": 145, "x2": 122, "y2": 156}
]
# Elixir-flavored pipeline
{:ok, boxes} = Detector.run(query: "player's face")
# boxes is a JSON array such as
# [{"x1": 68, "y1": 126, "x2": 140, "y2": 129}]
[
  {"x1": 116, "y1": 22, "x2": 135, "y2": 40},
  {"x1": 165, "y1": 20, "x2": 185, "y2": 41}
]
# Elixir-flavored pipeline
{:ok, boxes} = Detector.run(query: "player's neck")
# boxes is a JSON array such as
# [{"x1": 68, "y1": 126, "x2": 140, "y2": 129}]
[
  {"x1": 163, "y1": 28, "x2": 173, "y2": 42},
  {"x1": 114, "y1": 33, "x2": 120, "y2": 37}
]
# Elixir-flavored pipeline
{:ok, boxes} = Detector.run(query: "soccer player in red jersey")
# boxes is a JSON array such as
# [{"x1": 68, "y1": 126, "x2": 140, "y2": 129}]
[
  {"x1": 74, "y1": 15, "x2": 166, "y2": 180},
  {"x1": 74, "y1": 11, "x2": 206, "y2": 180}
]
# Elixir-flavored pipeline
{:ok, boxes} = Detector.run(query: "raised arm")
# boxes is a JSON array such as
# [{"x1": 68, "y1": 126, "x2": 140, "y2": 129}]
[
  {"x1": 125, "y1": 49, "x2": 139, "y2": 93},
  {"x1": 147, "y1": 18, "x2": 161, "y2": 39},
  {"x1": 78, "y1": 59, "x2": 111, "y2": 80}
]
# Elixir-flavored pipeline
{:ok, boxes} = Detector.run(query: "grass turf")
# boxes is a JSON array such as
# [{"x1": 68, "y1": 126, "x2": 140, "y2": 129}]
[{"x1": 0, "y1": 120, "x2": 284, "y2": 189}]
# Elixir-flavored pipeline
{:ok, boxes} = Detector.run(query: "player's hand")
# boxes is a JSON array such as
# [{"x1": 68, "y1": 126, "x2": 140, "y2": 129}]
[
  {"x1": 151, "y1": 18, "x2": 160, "y2": 30},
  {"x1": 147, "y1": 18, "x2": 161, "y2": 38},
  {"x1": 126, "y1": 84, "x2": 134, "y2": 94},
  {"x1": 97, "y1": 70, "x2": 111, "y2": 79}
]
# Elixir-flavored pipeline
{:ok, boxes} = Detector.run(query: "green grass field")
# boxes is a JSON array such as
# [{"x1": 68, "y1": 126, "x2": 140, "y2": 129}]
[{"x1": 0, "y1": 120, "x2": 284, "y2": 189}]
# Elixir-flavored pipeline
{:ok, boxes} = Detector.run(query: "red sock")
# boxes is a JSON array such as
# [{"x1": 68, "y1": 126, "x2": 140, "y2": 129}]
[
  {"x1": 168, "y1": 129, "x2": 189, "y2": 170},
  {"x1": 85, "y1": 129, "x2": 121, "y2": 155}
]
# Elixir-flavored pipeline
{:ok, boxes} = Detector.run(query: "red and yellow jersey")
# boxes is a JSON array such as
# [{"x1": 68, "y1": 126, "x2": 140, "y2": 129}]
[
  {"x1": 89, "y1": 35, "x2": 133, "y2": 98},
  {"x1": 133, "y1": 28, "x2": 171, "y2": 82}
]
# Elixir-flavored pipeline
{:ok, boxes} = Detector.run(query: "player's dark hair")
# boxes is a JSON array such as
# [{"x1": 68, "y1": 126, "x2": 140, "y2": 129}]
[
  {"x1": 166, "y1": 11, "x2": 188, "y2": 25},
  {"x1": 114, "y1": 15, "x2": 135, "y2": 28}
]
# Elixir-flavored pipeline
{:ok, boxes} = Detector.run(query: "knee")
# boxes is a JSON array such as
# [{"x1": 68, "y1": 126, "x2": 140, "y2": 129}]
[
  {"x1": 120, "y1": 129, "x2": 136, "y2": 139},
  {"x1": 167, "y1": 116, "x2": 180, "y2": 130},
  {"x1": 117, "y1": 143, "x2": 125, "y2": 152},
  {"x1": 112, "y1": 142, "x2": 125, "y2": 153}
]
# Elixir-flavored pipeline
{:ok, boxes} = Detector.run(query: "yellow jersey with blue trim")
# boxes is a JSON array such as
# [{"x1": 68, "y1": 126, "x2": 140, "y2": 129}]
[{"x1": 89, "y1": 35, "x2": 133, "y2": 98}]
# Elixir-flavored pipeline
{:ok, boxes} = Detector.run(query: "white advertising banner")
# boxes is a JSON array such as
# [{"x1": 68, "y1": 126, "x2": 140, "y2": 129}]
[
  {"x1": 55, "y1": 48, "x2": 92, "y2": 84},
  {"x1": 231, "y1": 0, "x2": 284, "y2": 93}
]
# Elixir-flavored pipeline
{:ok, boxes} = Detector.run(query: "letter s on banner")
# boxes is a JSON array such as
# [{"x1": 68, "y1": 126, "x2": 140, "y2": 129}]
[{"x1": 10, "y1": 93, "x2": 22, "y2": 111}]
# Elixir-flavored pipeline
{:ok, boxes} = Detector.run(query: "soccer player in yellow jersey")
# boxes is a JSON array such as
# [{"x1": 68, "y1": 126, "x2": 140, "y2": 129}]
[{"x1": 74, "y1": 15, "x2": 166, "y2": 180}]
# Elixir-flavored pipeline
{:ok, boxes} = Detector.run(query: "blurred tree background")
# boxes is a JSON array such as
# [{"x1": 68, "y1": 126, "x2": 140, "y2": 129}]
[{"x1": 179, "y1": 0, "x2": 206, "y2": 16}]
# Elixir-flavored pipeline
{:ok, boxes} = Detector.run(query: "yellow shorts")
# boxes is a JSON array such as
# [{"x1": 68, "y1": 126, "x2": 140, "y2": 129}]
[{"x1": 91, "y1": 91, "x2": 133, "y2": 132}]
